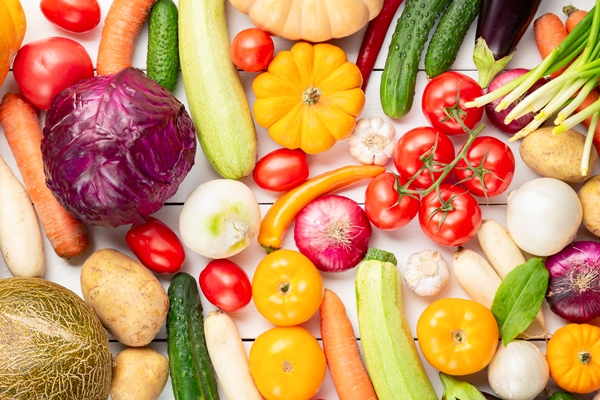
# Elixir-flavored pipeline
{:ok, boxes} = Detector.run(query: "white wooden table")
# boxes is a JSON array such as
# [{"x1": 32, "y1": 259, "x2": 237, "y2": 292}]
[{"x1": 1, "y1": 0, "x2": 598, "y2": 398}]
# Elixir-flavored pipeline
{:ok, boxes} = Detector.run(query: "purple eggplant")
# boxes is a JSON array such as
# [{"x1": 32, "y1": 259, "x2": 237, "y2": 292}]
[{"x1": 473, "y1": 0, "x2": 541, "y2": 88}]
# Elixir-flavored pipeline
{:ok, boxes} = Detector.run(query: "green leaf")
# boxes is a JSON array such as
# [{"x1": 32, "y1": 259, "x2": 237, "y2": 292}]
[
  {"x1": 548, "y1": 392, "x2": 578, "y2": 400},
  {"x1": 440, "y1": 372, "x2": 486, "y2": 400},
  {"x1": 491, "y1": 258, "x2": 549, "y2": 345}
]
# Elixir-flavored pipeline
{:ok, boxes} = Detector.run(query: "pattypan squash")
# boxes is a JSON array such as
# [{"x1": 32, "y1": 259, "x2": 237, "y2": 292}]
[{"x1": 0, "y1": 0, "x2": 26, "y2": 87}]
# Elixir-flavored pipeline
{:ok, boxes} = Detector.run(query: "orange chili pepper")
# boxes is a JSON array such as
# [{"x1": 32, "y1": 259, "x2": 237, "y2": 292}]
[{"x1": 258, "y1": 164, "x2": 385, "y2": 253}]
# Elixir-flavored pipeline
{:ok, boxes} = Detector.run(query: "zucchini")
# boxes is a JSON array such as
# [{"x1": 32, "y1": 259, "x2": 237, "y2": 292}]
[
  {"x1": 356, "y1": 248, "x2": 437, "y2": 400},
  {"x1": 166, "y1": 272, "x2": 219, "y2": 400},
  {"x1": 147, "y1": 0, "x2": 179, "y2": 92},
  {"x1": 424, "y1": 0, "x2": 482, "y2": 78},
  {"x1": 178, "y1": 0, "x2": 257, "y2": 179},
  {"x1": 380, "y1": 0, "x2": 451, "y2": 118}
]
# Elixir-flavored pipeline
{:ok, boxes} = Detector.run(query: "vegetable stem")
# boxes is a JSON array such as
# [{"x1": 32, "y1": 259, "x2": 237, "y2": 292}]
[{"x1": 581, "y1": 112, "x2": 599, "y2": 176}]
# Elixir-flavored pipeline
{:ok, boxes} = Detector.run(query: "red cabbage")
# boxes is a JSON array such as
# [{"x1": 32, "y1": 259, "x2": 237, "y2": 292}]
[{"x1": 41, "y1": 68, "x2": 196, "y2": 228}]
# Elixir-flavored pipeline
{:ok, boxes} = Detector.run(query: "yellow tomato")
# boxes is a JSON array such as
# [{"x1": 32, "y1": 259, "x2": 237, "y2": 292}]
[
  {"x1": 416, "y1": 297, "x2": 499, "y2": 375},
  {"x1": 252, "y1": 249, "x2": 323, "y2": 326},
  {"x1": 249, "y1": 326, "x2": 327, "y2": 400}
]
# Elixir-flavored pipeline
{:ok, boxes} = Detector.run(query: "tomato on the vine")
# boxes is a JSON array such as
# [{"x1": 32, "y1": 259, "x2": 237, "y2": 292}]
[
  {"x1": 40, "y1": 0, "x2": 101, "y2": 33},
  {"x1": 417, "y1": 298, "x2": 499, "y2": 376},
  {"x1": 393, "y1": 126, "x2": 455, "y2": 190},
  {"x1": 364, "y1": 171, "x2": 420, "y2": 230},
  {"x1": 13, "y1": 37, "x2": 94, "y2": 110},
  {"x1": 422, "y1": 71, "x2": 485, "y2": 136},
  {"x1": 199, "y1": 259, "x2": 252, "y2": 312},
  {"x1": 230, "y1": 28, "x2": 274, "y2": 72},
  {"x1": 455, "y1": 136, "x2": 516, "y2": 198},
  {"x1": 253, "y1": 148, "x2": 309, "y2": 191},
  {"x1": 418, "y1": 184, "x2": 482, "y2": 247}
]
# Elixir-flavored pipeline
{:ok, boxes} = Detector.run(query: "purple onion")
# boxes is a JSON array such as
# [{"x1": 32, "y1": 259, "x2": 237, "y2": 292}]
[{"x1": 545, "y1": 241, "x2": 600, "y2": 323}]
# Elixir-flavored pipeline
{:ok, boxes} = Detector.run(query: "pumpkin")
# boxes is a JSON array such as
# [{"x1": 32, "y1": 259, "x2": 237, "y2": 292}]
[
  {"x1": 546, "y1": 323, "x2": 600, "y2": 394},
  {"x1": 0, "y1": 277, "x2": 113, "y2": 399},
  {"x1": 0, "y1": 0, "x2": 26, "y2": 87},
  {"x1": 253, "y1": 42, "x2": 365, "y2": 154},
  {"x1": 229, "y1": 0, "x2": 383, "y2": 43}
]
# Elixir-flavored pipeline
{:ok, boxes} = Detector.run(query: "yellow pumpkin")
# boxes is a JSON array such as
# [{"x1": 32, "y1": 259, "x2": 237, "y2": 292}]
[
  {"x1": 252, "y1": 42, "x2": 365, "y2": 154},
  {"x1": 229, "y1": 0, "x2": 383, "y2": 43},
  {"x1": 0, "y1": 0, "x2": 26, "y2": 87}
]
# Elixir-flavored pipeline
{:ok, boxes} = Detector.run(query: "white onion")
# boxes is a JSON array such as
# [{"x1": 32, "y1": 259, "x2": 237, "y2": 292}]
[{"x1": 506, "y1": 177, "x2": 582, "y2": 257}]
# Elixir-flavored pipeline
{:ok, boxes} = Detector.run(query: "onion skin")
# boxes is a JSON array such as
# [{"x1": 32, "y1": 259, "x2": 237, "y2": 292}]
[
  {"x1": 545, "y1": 241, "x2": 600, "y2": 323},
  {"x1": 294, "y1": 195, "x2": 372, "y2": 273}
]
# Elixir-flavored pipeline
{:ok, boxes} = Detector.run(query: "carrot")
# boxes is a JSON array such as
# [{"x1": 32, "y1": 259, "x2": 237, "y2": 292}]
[
  {"x1": 533, "y1": 13, "x2": 569, "y2": 78},
  {"x1": 96, "y1": 0, "x2": 156, "y2": 75},
  {"x1": 319, "y1": 288, "x2": 377, "y2": 400},
  {"x1": 564, "y1": 5, "x2": 587, "y2": 33},
  {"x1": 0, "y1": 93, "x2": 88, "y2": 259}
]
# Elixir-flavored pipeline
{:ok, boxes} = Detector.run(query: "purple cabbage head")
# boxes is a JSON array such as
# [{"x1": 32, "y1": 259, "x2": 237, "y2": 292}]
[{"x1": 42, "y1": 67, "x2": 196, "y2": 228}]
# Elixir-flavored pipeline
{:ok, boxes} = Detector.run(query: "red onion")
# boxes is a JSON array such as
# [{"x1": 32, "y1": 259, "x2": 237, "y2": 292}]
[
  {"x1": 545, "y1": 241, "x2": 600, "y2": 323},
  {"x1": 485, "y1": 68, "x2": 547, "y2": 135},
  {"x1": 294, "y1": 195, "x2": 372, "y2": 273}
]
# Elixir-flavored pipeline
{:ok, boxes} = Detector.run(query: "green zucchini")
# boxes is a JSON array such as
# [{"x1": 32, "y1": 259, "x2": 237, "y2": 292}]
[
  {"x1": 424, "y1": 0, "x2": 482, "y2": 78},
  {"x1": 147, "y1": 0, "x2": 179, "y2": 92},
  {"x1": 178, "y1": 0, "x2": 257, "y2": 179},
  {"x1": 356, "y1": 248, "x2": 437, "y2": 400},
  {"x1": 380, "y1": 0, "x2": 451, "y2": 118},
  {"x1": 167, "y1": 272, "x2": 219, "y2": 400}
]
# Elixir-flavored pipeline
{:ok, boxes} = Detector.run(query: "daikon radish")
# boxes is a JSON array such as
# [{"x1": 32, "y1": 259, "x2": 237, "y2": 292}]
[
  {"x1": 477, "y1": 219, "x2": 527, "y2": 279},
  {"x1": 452, "y1": 247, "x2": 501, "y2": 309}
]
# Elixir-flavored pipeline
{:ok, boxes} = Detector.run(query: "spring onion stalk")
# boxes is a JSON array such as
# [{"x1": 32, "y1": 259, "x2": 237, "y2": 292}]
[
  {"x1": 582, "y1": 113, "x2": 599, "y2": 176},
  {"x1": 556, "y1": 73, "x2": 600, "y2": 124}
]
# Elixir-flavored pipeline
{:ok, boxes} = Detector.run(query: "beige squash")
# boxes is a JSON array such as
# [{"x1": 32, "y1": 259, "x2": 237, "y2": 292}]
[{"x1": 229, "y1": 0, "x2": 384, "y2": 43}]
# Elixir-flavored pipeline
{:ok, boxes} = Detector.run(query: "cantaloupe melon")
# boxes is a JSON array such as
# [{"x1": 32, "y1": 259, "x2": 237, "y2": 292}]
[{"x1": 0, "y1": 277, "x2": 112, "y2": 399}]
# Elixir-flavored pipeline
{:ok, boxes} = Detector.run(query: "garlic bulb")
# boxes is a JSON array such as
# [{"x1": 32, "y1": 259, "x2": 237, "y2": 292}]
[
  {"x1": 402, "y1": 250, "x2": 450, "y2": 296},
  {"x1": 348, "y1": 116, "x2": 396, "y2": 166}
]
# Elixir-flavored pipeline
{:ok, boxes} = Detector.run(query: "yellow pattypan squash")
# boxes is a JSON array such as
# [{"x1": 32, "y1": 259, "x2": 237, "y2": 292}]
[
  {"x1": 252, "y1": 42, "x2": 365, "y2": 154},
  {"x1": 0, "y1": 0, "x2": 26, "y2": 87}
]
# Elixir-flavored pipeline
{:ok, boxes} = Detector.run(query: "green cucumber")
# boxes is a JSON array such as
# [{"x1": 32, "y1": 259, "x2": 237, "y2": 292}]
[
  {"x1": 147, "y1": 0, "x2": 179, "y2": 92},
  {"x1": 380, "y1": 0, "x2": 451, "y2": 118},
  {"x1": 179, "y1": 0, "x2": 258, "y2": 179},
  {"x1": 356, "y1": 248, "x2": 437, "y2": 400},
  {"x1": 167, "y1": 272, "x2": 219, "y2": 400},
  {"x1": 424, "y1": 0, "x2": 482, "y2": 78}
]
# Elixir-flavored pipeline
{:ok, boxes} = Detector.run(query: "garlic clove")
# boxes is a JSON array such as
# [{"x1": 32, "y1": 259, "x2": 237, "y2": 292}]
[
  {"x1": 348, "y1": 116, "x2": 396, "y2": 166},
  {"x1": 403, "y1": 250, "x2": 450, "y2": 296}
]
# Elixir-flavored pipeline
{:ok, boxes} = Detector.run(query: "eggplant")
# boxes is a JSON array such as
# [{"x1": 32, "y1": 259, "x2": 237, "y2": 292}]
[{"x1": 473, "y1": 0, "x2": 541, "y2": 88}]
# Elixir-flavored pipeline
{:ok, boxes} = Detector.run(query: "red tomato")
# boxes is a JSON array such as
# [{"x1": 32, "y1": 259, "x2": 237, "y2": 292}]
[
  {"x1": 200, "y1": 259, "x2": 252, "y2": 312},
  {"x1": 418, "y1": 184, "x2": 482, "y2": 247},
  {"x1": 230, "y1": 28, "x2": 274, "y2": 72},
  {"x1": 455, "y1": 136, "x2": 516, "y2": 198},
  {"x1": 40, "y1": 0, "x2": 101, "y2": 33},
  {"x1": 393, "y1": 126, "x2": 455, "y2": 190},
  {"x1": 13, "y1": 37, "x2": 94, "y2": 110},
  {"x1": 364, "y1": 171, "x2": 420, "y2": 230},
  {"x1": 253, "y1": 148, "x2": 309, "y2": 192},
  {"x1": 422, "y1": 72, "x2": 485, "y2": 136},
  {"x1": 126, "y1": 217, "x2": 185, "y2": 274}
]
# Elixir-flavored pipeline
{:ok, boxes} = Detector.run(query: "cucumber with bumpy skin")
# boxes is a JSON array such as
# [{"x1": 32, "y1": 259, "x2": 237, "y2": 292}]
[{"x1": 147, "y1": 0, "x2": 179, "y2": 91}]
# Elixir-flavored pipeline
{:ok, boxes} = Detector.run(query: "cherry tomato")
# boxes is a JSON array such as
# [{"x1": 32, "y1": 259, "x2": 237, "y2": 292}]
[
  {"x1": 455, "y1": 136, "x2": 516, "y2": 198},
  {"x1": 249, "y1": 326, "x2": 326, "y2": 400},
  {"x1": 126, "y1": 217, "x2": 185, "y2": 274},
  {"x1": 13, "y1": 37, "x2": 94, "y2": 110},
  {"x1": 422, "y1": 71, "x2": 485, "y2": 136},
  {"x1": 418, "y1": 184, "x2": 482, "y2": 247},
  {"x1": 230, "y1": 28, "x2": 274, "y2": 72},
  {"x1": 252, "y1": 249, "x2": 323, "y2": 326},
  {"x1": 417, "y1": 298, "x2": 499, "y2": 375},
  {"x1": 364, "y1": 171, "x2": 420, "y2": 230},
  {"x1": 253, "y1": 148, "x2": 309, "y2": 192},
  {"x1": 199, "y1": 259, "x2": 252, "y2": 312},
  {"x1": 393, "y1": 126, "x2": 455, "y2": 190},
  {"x1": 40, "y1": 0, "x2": 101, "y2": 33}
]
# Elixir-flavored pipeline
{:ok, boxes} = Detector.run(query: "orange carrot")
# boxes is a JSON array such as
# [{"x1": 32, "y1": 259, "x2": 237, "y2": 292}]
[
  {"x1": 564, "y1": 6, "x2": 588, "y2": 33},
  {"x1": 96, "y1": 0, "x2": 156, "y2": 75},
  {"x1": 0, "y1": 93, "x2": 88, "y2": 258},
  {"x1": 319, "y1": 288, "x2": 377, "y2": 400},
  {"x1": 533, "y1": 13, "x2": 569, "y2": 78}
]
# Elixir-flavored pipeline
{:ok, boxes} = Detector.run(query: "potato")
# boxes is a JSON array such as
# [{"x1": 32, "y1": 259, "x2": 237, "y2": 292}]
[
  {"x1": 578, "y1": 175, "x2": 600, "y2": 237},
  {"x1": 110, "y1": 346, "x2": 169, "y2": 400},
  {"x1": 81, "y1": 248, "x2": 169, "y2": 347},
  {"x1": 520, "y1": 127, "x2": 598, "y2": 183}
]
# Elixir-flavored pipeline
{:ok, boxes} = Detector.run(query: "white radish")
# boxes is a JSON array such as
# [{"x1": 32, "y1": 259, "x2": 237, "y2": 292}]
[
  {"x1": 204, "y1": 310, "x2": 264, "y2": 400},
  {"x1": 452, "y1": 247, "x2": 501, "y2": 309},
  {"x1": 477, "y1": 219, "x2": 527, "y2": 279},
  {"x1": 0, "y1": 155, "x2": 45, "y2": 276}
]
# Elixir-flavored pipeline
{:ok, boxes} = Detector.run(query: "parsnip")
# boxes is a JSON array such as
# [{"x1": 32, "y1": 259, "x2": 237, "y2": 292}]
[
  {"x1": 204, "y1": 310, "x2": 264, "y2": 400},
  {"x1": 477, "y1": 219, "x2": 526, "y2": 279},
  {"x1": 0, "y1": 155, "x2": 44, "y2": 277},
  {"x1": 452, "y1": 247, "x2": 501, "y2": 309}
]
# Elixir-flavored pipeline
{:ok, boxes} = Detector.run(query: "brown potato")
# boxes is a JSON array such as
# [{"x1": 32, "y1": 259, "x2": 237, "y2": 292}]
[
  {"x1": 578, "y1": 175, "x2": 600, "y2": 237},
  {"x1": 80, "y1": 248, "x2": 169, "y2": 347},
  {"x1": 110, "y1": 346, "x2": 169, "y2": 400},
  {"x1": 520, "y1": 127, "x2": 598, "y2": 183}
]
